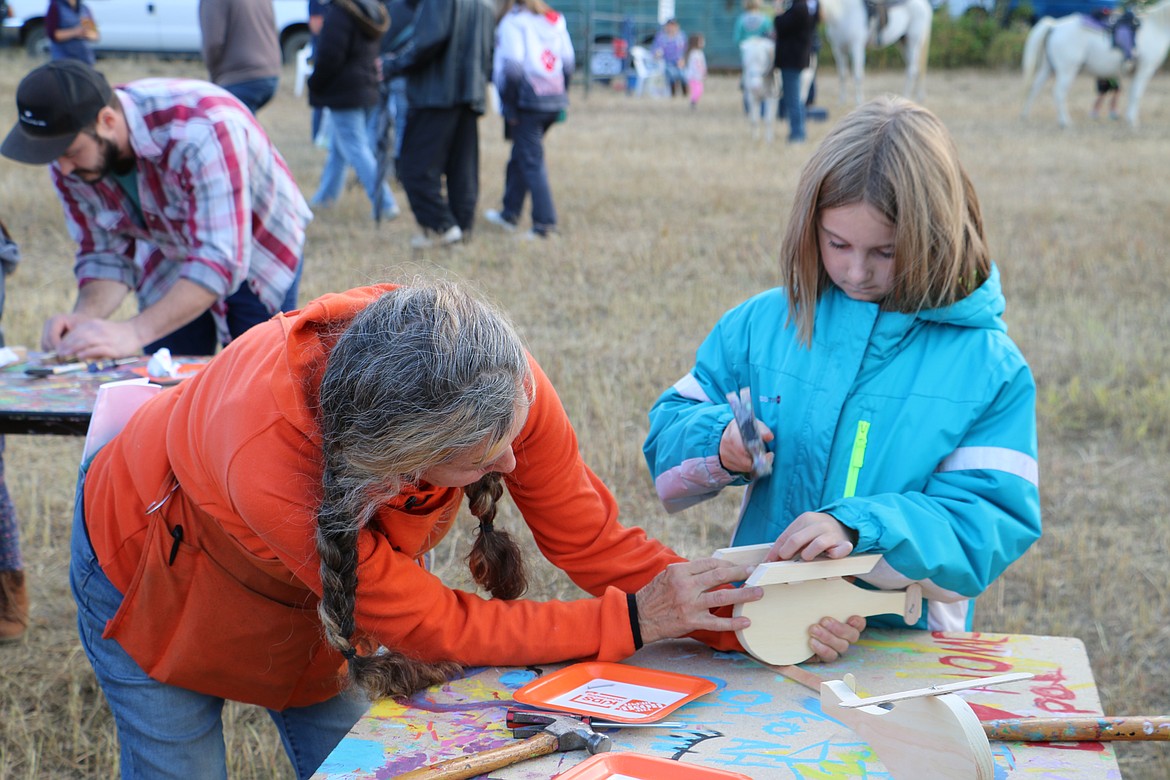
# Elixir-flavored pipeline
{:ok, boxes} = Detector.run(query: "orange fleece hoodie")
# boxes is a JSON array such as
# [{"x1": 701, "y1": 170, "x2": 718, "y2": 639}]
[{"x1": 83, "y1": 285, "x2": 736, "y2": 709}]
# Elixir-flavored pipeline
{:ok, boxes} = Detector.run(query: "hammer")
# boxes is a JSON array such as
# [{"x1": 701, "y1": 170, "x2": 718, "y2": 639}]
[{"x1": 394, "y1": 713, "x2": 612, "y2": 780}]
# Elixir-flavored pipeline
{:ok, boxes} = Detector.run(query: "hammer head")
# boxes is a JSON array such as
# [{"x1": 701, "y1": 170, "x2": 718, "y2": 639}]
[{"x1": 542, "y1": 714, "x2": 612, "y2": 755}]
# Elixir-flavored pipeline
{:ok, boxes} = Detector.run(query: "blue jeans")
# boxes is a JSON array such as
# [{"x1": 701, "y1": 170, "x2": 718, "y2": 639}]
[
  {"x1": 223, "y1": 77, "x2": 279, "y2": 114},
  {"x1": 69, "y1": 465, "x2": 369, "y2": 780},
  {"x1": 143, "y1": 256, "x2": 303, "y2": 356},
  {"x1": 500, "y1": 110, "x2": 559, "y2": 234},
  {"x1": 664, "y1": 62, "x2": 686, "y2": 95},
  {"x1": 387, "y1": 77, "x2": 409, "y2": 162},
  {"x1": 311, "y1": 106, "x2": 396, "y2": 218},
  {"x1": 0, "y1": 437, "x2": 19, "y2": 571},
  {"x1": 780, "y1": 68, "x2": 806, "y2": 142}
]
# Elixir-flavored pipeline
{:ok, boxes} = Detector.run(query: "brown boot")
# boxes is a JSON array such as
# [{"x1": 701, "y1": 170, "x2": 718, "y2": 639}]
[{"x1": 0, "y1": 570, "x2": 29, "y2": 642}]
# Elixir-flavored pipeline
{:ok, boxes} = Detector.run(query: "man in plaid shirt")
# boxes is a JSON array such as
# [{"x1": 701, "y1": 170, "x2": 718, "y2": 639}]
[{"x1": 1, "y1": 60, "x2": 309, "y2": 359}]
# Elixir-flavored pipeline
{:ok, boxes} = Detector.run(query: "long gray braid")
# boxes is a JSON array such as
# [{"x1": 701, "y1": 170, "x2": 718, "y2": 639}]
[{"x1": 313, "y1": 281, "x2": 532, "y2": 699}]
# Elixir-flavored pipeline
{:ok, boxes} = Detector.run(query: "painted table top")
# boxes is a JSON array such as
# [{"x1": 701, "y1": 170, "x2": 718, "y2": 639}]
[
  {"x1": 0, "y1": 357, "x2": 204, "y2": 435},
  {"x1": 312, "y1": 630, "x2": 1120, "y2": 780}
]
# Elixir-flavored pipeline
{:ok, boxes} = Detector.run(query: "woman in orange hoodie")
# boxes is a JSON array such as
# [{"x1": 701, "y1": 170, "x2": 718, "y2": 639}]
[{"x1": 70, "y1": 280, "x2": 772, "y2": 779}]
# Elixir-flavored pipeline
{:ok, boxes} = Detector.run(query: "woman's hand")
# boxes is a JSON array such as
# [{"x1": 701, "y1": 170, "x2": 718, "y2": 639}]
[
  {"x1": 718, "y1": 417, "x2": 774, "y2": 475},
  {"x1": 765, "y1": 511, "x2": 855, "y2": 562},
  {"x1": 635, "y1": 558, "x2": 763, "y2": 645},
  {"x1": 807, "y1": 615, "x2": 866, "y2": 662}
]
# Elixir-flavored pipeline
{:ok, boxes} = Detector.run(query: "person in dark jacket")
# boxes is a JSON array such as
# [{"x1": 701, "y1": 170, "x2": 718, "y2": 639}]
[
  {"x1": 773, "y1": 0, "x2": 819, "y2": 143},
  {"x1": 381, "y1": 0, "x2": 495, "y2": 248},
  {"x1": 308, "y1": 0, "x2": 399, "y2": 220}
]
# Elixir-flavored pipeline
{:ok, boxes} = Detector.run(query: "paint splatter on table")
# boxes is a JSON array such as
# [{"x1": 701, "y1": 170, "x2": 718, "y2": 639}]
[
  {"x1": 311, "y1": 630, "x2": 1121, "y2": 779},
  {"x1": 0, "y1": 357, "x2": 207, "y2": 435}
]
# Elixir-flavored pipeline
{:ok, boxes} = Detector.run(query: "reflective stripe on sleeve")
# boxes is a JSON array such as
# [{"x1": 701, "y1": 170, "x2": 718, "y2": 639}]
[
  {"x1": 926, "y1": 598, "x2": 970, "y2": 632},
  {"x1": 936, "y1": 446, "x2": 1038, "y2": 487},
  {"x1": 672, "y1": 372, "x2": 712, "y2": 403}
]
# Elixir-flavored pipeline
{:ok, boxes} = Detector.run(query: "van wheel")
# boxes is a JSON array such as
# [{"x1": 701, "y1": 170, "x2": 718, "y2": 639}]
[
  {"x1": 24, "y1": 24, "x2": 49, "y2": 58},
  {"x1": 281, "y1": 28, "x2": 311, "y2": 65}
]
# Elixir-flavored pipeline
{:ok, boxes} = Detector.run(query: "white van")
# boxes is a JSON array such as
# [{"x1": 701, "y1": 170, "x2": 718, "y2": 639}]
[{"x1": 1, "y1": 0, "x2": 310, "y2": 63}]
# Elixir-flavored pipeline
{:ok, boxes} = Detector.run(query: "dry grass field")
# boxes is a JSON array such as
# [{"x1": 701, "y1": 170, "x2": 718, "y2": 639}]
[{"x1": 0, "y1": 50, "x2": 1168, "y2": 778}]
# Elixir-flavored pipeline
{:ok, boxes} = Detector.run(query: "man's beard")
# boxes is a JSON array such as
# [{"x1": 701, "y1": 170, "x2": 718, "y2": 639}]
[{"x1": 73, "y1": 136, "x2": 135, "y2": 184}]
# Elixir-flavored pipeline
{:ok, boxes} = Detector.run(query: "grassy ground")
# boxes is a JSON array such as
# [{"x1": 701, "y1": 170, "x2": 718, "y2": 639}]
[{"x1": 0, "y1": 52, "x2": 1167, "y2": 778}]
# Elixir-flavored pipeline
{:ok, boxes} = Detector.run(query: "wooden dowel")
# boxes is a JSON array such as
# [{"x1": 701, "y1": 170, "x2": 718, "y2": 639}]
[{"x1": 983, "y1": 716, "x2": 1170, "y2": 742}]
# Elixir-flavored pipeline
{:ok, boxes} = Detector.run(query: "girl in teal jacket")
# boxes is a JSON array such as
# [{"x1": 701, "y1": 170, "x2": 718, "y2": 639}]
[{"x1": 644, "y1": 97, "x2": 1040, "y2": 658}]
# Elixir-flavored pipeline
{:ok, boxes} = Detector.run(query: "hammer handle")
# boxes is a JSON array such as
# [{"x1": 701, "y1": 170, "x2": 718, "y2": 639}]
[
  {"x1": 983, "y1": 716, "x2": 1170, "y2": 742},
  {"x1": 394, "y1": 732, "x2": 559, "y2": 780}
]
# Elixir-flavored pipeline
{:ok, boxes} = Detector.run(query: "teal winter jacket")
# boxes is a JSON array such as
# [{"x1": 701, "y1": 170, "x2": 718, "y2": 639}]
[{"x1": 643, "y1": 265, "x2": 1041, "y2": 631}]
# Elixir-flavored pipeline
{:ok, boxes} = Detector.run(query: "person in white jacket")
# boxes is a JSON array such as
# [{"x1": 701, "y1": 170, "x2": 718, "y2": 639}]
[{"x1": 483, "y1": 0, "x2": 574, "y2": 239}]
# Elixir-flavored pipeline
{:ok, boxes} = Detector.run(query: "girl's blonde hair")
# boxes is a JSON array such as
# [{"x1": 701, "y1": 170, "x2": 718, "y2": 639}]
[{"x1": 780, "y1": 95, "x2": 990, "y2": 344}]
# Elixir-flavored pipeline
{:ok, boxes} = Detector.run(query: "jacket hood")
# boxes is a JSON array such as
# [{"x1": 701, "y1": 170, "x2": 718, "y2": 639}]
[
  {"x1": 271, "y1": 284, "x2": 399, "y2": 439},
  {"x1": 915, "y1": 262, "x2": 1007, "y2": 334},
  {"x1": 331, "y1": 0, "x2": 390, "y2": 38}
]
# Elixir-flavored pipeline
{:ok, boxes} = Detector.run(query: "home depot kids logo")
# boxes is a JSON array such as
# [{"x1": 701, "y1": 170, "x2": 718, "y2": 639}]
[
  {"x1": 569, "y1": 690, "x2": 625, "y2": 710},
  {"x1": 569, "y1": 690, "x2": 660, "y2": 715}
]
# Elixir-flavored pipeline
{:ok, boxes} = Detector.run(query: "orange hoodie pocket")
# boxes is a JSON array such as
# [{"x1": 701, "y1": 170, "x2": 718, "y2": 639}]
[{"x1": 101, "y1": 479, "x2": 341, "y2": 710}]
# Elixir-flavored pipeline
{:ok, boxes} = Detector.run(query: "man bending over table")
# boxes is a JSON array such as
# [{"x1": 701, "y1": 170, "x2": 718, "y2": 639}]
[{"x1": 1, "y1": 60, "x2": 308, "y2": 360}]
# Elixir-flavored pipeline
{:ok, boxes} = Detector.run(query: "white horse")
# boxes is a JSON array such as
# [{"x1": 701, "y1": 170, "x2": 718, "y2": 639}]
[
  {"x1": 741, "y1": 37, "x2": 781, "y2": 141},
  {"x1": 820, "y1": 0, "x2": 934, "y2": 105},
  {"x1": 1021, "y1": 1, "x2": 1170, "y2": 128}
]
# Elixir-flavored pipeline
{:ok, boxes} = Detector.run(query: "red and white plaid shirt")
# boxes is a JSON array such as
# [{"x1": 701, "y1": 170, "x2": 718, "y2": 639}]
[{"x1": 51, "y1": 79, "x2": 310, "y2": 346}]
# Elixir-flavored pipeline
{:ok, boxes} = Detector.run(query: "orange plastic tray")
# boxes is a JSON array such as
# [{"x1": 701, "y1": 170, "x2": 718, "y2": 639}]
[
  {"x1": 553, "y1": 752, "x2": 753, "y2": 779},
  {"x1": 512, "y1": 662, "x2": 715, "y2": 724}
]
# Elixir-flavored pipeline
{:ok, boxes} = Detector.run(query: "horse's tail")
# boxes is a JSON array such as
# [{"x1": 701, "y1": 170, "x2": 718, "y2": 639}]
[{"x1": 1022, "y1": 16, "x2": 1057, "y2": 87}]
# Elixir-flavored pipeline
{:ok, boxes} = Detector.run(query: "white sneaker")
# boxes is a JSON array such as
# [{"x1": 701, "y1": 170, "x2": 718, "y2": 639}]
[
  {"x1": 374, "y1": 203, "x2": 401, "y2": 222},
  {"x1": 410, "y1": 225, "x2": 463, "y2": 249},
  {"x1": 484, "y1": 209, "x2": 517, "y2": 233},
  {"x1": 520, "y1": 228, "x2": 555, "y2": 240}
]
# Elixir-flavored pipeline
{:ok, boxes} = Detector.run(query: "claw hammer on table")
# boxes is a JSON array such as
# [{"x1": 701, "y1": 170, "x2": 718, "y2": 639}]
[{"x1": 393, "y1": 712, "x2": 612, "y2": 780}]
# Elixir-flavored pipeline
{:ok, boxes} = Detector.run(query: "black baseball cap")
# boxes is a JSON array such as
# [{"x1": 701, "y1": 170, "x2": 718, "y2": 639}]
[{"x1": 2, "y1": 60, "x2": 113, "y2": 165}]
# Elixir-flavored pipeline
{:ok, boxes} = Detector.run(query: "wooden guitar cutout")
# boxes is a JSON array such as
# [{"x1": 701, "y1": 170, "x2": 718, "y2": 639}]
[
  {"x1": 819, "y1": 673, "x2": 1031, "y2": 780},
  {"x1": 713, "y1": 544, "x2": 922, "y2": 666}
]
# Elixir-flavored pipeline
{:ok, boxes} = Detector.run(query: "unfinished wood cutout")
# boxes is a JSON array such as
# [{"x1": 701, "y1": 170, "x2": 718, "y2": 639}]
[
  {"x1": 821, "y1": 673, "x2": 994, "y2": 780},
  {"x1": 838, "y1": 672, "x2": 1034, "y2": 708},
  {"x1": 712, "y1": 542, "x2": 774, "y2": 566},
  {"x1": 718, "y1": 547, "x2": 922, "y2": 665}
]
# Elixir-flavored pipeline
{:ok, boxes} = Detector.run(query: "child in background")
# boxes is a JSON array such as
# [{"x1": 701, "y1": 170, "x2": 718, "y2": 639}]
[
  {"x1": 686, "y1": 33, "x2": 707, "y2": 109},
  {"x1": 1092, "y1": 78, "x2": 1120, "y2": 120},
  {"x1": 0, "y1": 219, "x2": 25, "y2": 642},
  {"x1": 644, "y1": 96, "x2": 1041, "y2": 661},
  {"x1": 484, "y1": 0, "x2": 575, "y2": 239}
]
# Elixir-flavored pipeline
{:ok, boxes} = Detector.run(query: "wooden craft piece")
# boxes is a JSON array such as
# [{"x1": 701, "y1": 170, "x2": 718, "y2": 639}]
[
  {"x1": 744, "y1": 553, "x2": 886, "y2": 586},
  {"x1": 838, "y1": 672, "x2": 1035, "y2": 708},
  {"x1": 821, "y1": 673, "x2": 994, "y2": 780},
  {"x1": 719, "y1": 548, "x2": 922, "y2": 665},
  {"x1": 711, "y1": 542, "x2": 773, "y2": 566},
  {"x1": 713, "y1": 545, "x2": 890, "y2": 584}
]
